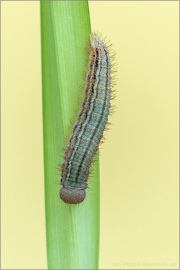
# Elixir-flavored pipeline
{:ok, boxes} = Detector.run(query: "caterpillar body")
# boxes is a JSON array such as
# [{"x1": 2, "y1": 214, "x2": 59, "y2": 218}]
[{"x1": 60, "y1": 33, "x2": 113, "y2": 204}]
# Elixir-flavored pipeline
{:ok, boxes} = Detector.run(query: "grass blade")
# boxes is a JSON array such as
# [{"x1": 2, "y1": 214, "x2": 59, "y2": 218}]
[{"x1": 40, "y1": 1, "x2": 100, "y2": 269}]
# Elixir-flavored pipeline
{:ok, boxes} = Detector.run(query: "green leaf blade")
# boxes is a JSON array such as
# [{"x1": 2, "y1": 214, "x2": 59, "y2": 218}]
[{"x1": 40, "y1": 2, "x2": 100, "y2": 269}]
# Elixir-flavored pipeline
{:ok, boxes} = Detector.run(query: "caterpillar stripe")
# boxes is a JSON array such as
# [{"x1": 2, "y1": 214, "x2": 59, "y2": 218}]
[{"x1": 60, "y1": 33, "x2": 112, "y2": 204}]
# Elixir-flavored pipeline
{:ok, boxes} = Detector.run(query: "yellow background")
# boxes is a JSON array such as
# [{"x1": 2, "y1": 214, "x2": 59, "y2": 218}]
[{"x1": 2, "y1": 1, "x2": 179, "y2": 269}]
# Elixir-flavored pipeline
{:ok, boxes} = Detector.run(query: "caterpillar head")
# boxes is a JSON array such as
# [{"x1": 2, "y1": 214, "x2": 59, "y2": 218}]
[{"x1": 59, "y1": 187, "x2": 86, "y2": 204}]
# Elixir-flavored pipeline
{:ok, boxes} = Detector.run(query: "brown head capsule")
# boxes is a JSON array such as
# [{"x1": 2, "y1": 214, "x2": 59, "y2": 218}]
[{"x1": 60, "y1": 187, "x2": 86, "y2": 204}]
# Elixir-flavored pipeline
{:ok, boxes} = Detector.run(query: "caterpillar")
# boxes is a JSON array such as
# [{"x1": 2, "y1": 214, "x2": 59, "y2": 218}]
[{"x1": 60, "y1": 33, "x2": 114, "y2": 204}]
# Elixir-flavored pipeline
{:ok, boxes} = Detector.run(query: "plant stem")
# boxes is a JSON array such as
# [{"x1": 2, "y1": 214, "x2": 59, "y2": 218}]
[{"x1": 40, "y1": 1, "x2": 100, "y2": 269}]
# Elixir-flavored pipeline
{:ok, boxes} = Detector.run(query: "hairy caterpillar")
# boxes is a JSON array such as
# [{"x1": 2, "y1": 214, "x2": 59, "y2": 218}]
[{"x1": 60, "y1": 33, "x2": 114, "y2": 204}]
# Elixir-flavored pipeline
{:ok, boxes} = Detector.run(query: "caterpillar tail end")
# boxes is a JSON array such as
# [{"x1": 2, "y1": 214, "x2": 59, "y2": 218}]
[{"x1": 59, "y1": 187, "x2": 86, "y2": 204}]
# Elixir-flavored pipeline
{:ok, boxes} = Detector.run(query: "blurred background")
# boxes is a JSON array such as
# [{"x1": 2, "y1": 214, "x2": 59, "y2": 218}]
[{"x1": 2, "y1": 1, "x2": 179, "y2": 269}]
